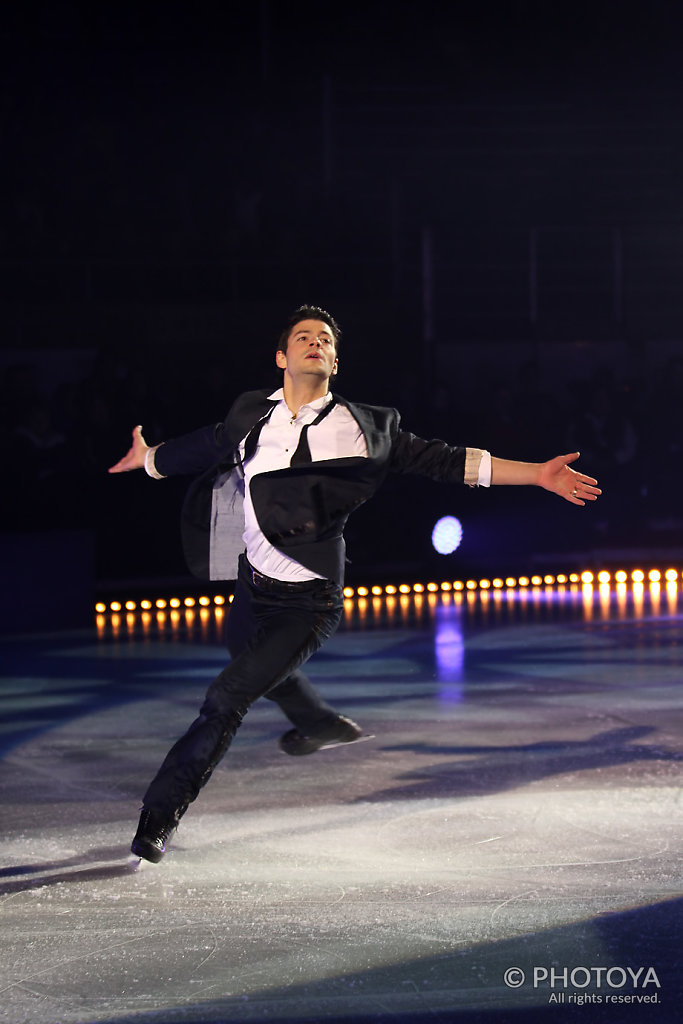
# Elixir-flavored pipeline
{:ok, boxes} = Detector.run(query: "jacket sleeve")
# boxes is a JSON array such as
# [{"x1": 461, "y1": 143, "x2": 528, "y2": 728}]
[
  {"x1": 151, "y1": 389, "x2": 273, "y2": 478},
  {"x1": 388, "y1": 430, "x2": 485, "y2": 485},
  {"x1": 153, "y1": 421, "x2": 236, "y2": 477}
]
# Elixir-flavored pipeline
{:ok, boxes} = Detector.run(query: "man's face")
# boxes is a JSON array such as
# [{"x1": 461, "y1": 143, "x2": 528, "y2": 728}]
[{"x1": 276, "y1": 319, "x2": 338, "y2": 382}]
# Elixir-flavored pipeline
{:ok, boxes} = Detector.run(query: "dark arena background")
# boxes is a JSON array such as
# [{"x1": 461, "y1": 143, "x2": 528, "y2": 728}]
[{"x1": 1, "y1": 3, "x2": 682, "y2": 1023}]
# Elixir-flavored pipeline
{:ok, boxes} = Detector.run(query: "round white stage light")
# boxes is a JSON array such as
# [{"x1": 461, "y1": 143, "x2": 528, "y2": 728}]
[{"x1": 431, "y1": 515, "x2": 463, "y2": 555}]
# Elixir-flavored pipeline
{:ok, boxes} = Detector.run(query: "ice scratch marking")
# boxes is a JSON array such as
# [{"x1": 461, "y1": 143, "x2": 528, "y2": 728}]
[
  {"x1": 490, "y1": 888, "x2": 537, "y2": 922},
  {"x1": 193, "y1": 928, "x2": 219, "y2": 973},
  {"x1": 0, "y1": 931, "x2": 173, "y2": 996}
]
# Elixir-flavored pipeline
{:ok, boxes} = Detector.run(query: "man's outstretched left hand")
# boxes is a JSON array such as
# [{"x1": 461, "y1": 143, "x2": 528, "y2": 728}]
[{"x1": 538, "y1": 452, "x2": 601, "y2": 505}]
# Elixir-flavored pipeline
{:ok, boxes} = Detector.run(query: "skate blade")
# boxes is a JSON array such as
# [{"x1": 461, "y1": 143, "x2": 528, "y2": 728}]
[{"x1": 318, "y1": 732, "x2": 375, "y2": 750}]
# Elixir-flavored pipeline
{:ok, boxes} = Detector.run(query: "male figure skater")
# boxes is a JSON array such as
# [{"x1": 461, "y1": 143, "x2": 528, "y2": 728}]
[{"x1": 109, "y1": 305, "x2": 601, "y2": 863}]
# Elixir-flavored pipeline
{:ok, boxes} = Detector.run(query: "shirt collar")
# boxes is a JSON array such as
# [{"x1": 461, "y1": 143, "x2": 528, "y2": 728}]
[{"x1": 267, "y1": 388, "x2": 334, "y2": 414}]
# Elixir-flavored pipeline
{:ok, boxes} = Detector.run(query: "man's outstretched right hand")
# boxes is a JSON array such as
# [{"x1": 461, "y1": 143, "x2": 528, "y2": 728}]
[{"x1": 108, "y1": 425, "x2": 149, "y2": 473}]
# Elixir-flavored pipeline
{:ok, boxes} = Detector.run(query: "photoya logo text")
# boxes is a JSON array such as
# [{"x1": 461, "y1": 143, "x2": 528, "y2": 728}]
[{"x1": 504, "y1": 965, "x2": 661, "y2": 990}]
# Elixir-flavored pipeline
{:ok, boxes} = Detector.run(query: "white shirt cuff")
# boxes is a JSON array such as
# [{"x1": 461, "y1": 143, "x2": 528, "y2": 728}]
[
  {"x1": 464, "y1": 447, "x2": 491, "y2": 487},
  {"x1": 478, "y1": 450, "x2": 491, "y2": 487},
  {"x1": 144, "y1": 444, "x2": 166, "y2": 479}
]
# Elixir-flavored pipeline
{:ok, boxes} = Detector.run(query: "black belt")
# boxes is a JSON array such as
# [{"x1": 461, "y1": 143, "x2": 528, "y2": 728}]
[{"x1": 245, "y1": 559, "x2": 322, "y2": 593}]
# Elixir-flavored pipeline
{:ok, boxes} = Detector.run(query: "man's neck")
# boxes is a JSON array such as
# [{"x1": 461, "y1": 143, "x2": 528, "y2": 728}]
[{"x1": 282, "y1": 378, "x2": 331, "y2": 417}]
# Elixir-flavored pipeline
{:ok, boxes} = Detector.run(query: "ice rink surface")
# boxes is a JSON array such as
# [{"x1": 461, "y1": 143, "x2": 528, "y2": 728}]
[{"x1": 1, "y1": 585, "x2": 681, "y2": 1023}]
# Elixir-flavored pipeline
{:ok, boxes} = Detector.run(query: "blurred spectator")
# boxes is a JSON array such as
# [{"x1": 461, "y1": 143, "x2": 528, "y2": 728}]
[
  {"x1": 643, "y1": 354, "x2": 683, "y2": 513},
  {"x1": 566, "y1": 377, "x2": 638, "y2": 478},
  {"x1": 3, "y1": 399, "x2": 68, "y2": 528},
  {"x1": 0, "y1": 362, "x2": 43, "y2": 432}
]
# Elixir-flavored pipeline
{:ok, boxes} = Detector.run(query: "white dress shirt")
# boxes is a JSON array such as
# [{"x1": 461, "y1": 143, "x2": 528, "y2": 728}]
[{"x1": 242, "y1": 390, "x2": 368, "y2": 581}]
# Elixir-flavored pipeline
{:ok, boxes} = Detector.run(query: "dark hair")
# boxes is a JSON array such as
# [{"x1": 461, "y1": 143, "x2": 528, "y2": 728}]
[{"x1": 277, "y1": 304, "x2": 341, "y2": 355}]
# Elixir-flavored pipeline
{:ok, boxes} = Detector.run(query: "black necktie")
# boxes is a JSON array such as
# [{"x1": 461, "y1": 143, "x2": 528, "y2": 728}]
[
  {"x1": 240, "y1": 397, "x2": 337, "y2": 469},
  {"x1": 290, "y1": 397, "x2": 337, "y2": 467}
]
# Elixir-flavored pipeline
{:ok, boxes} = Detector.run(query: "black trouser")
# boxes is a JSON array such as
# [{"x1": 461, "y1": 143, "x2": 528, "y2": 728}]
[{"x1": 142, "y1": 554, "x2": 344, "y2": 816}]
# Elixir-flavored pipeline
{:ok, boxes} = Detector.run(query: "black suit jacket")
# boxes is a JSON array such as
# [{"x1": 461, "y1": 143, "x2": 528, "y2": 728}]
[{"x1": 154, "y1": 389, "x2": 472, "y2": 583}]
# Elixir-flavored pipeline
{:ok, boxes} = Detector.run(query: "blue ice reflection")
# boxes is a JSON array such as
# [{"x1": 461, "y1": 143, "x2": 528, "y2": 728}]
[{"x1": 434, "y1": 604, "x2": 465, "y2": 703}]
